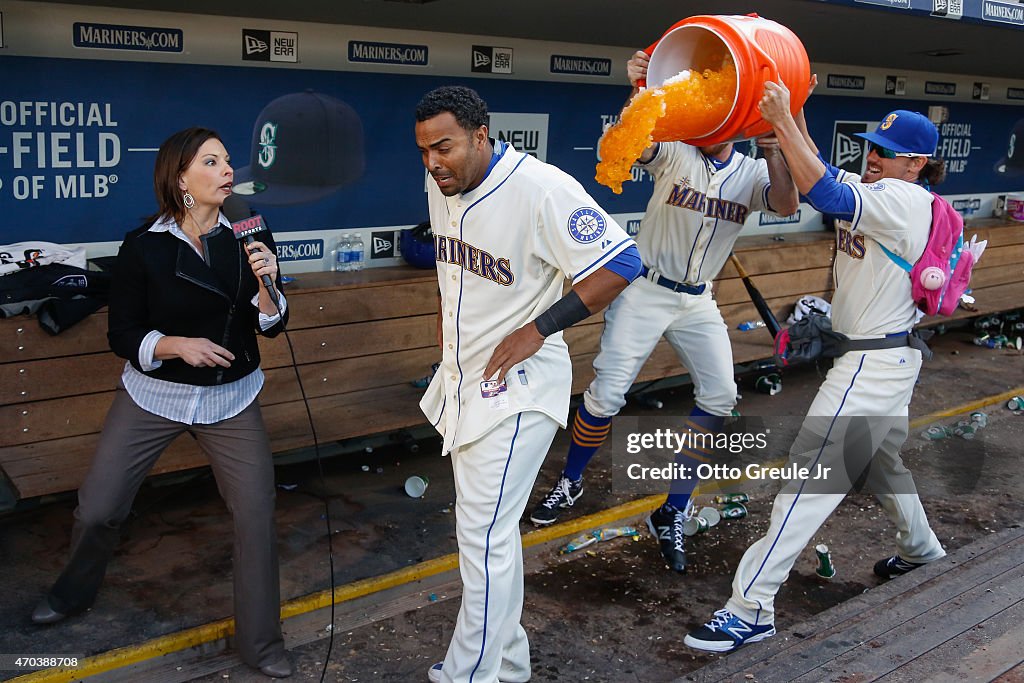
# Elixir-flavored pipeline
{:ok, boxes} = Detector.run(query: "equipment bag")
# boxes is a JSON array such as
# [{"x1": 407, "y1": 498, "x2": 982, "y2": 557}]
[{"x1": 774, "y1": 313, "x2": 932, "y2": 367}]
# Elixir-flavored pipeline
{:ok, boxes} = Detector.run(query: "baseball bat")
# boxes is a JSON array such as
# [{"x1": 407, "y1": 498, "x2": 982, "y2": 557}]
[{"x1": 729, "y1": 252, "x2": 782, "y2": 339}]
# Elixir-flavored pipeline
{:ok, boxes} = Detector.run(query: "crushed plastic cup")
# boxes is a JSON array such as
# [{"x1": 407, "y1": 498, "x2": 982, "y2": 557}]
[
  {"x1": 698, "y1": 506, "x2": 722, "y2": 528},
  {"x1": 713, "y1": 493, "x2": 750, "y2": 504},
  {"x1": 404, "y1": 475, "x2": 430, "y2": 498},
  {"x1": 561, "y1": 526, "x2": 639, "y2": 553},
  {"x1": 814, "y1": 544, "x2": 836, "y2": 579},
  {"x1": 952, "y1": 420, "x2": 977, "y2": 440},
  {"x1": 682, "y1": 515, "x2": 710, "y2": 536},
  {"x1": 921, "y1": 425, "x2": 950, "y2": 440},
  {"x1": 719, "y1": 502, "x2": 748, "y2": 519},
  {"x1": 755, "y1": 374, "x2": 782, "y2": 396},
  {"x1": 970, "y1": 411, "x2": 988, "y2": 429}
]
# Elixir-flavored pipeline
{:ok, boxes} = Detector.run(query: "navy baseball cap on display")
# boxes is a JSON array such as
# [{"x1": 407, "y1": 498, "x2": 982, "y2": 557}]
[
  {"x1": 854, "y1": 110, "x2": 938, "y2": 156},
  {"x1": 234, "y1": 91, "x2": 365, "y2": 205},
  {"x1": 994, "y1": 117, "x2": 1024, "y2": 176}
]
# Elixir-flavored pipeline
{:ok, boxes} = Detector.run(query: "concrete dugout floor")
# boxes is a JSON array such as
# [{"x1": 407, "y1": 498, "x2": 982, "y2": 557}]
[{"x1": 0, "y1": 326, "x2": 1022, "y2": 682}]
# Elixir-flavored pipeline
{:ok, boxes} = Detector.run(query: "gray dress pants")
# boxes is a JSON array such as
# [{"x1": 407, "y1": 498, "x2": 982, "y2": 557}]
[{"x1": 47, "y1": 385, "x2": 285, "y2": 668}]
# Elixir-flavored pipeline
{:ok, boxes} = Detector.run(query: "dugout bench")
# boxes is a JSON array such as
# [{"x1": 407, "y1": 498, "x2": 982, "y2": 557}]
[{"x1": 1, "y1": 220, "x2": 1022, "y2": 509}]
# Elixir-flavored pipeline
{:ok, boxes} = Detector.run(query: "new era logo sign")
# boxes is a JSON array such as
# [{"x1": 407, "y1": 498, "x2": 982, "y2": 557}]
[
  {"x1": 835, "y1": 133, "x2": 863, "y2": 168},
  {"x1": 370, "y1": 231, "x2": 398, "y2": 259},
  {"x1": 245, "y1": 35, "x2": 268, "y2": 54},
  {"x1": 832, "y1": 123, "x2": 870, "y2": 175},
  {"x1": 471, "y1": 45, "x2": 513, "y2": 74},
  {"x1": 242, "y1": 29, "x2": 298, "y2": 62}
]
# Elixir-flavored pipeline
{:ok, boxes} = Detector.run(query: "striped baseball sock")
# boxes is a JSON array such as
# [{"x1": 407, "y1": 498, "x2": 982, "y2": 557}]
[
  {"x1": 665, "y1": 406, "x2": 726, "y2": 511},
  {"x1": 563, "y1": 404, "x2": 612, "y2": 481}
]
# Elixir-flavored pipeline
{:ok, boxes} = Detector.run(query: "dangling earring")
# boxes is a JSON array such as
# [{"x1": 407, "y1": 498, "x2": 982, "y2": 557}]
[{"x1": 183, "y1": 191, "x2": 196, "y2": 209}]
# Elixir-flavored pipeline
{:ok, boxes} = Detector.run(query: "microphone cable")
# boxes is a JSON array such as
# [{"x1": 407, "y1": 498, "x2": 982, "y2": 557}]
[{"x1": 256, "y1": 245, "x2": 338, "y2": 683}]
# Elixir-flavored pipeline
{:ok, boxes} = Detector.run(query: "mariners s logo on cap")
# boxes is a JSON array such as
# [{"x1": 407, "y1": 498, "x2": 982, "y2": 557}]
[
  {"x1": 258, "y1": 122, "x2": 278, "y2": 169},
  {"x1": 567, "y1": 207, "x2": 606, "y2": 244},
  {"x1": 880, "y1": 113, "x2": 898, "y2": 131}
]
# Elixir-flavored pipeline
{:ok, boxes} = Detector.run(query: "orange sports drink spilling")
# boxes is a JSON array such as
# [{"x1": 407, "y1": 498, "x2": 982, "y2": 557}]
[
  {"x1": 596, "y1": 64, "x2": 736, "y2": 194},
  {"x1": 595, "y1": 14, "x2": 809, "y2": 193}
]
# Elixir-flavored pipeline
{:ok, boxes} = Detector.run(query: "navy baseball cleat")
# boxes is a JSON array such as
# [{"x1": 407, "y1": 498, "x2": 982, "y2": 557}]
[
  {"x1": 647, "y1": 502, "x2": 688, "y2": 573},
  {"x1": 874, "y1": 554, "x2": 926, "y2": 579},
  {"x1": 529, "y1": 475, "x2": 583, "y2": 526},
  {"x1": 684, "y1": 609, "x2": 776, "y2": 652}
]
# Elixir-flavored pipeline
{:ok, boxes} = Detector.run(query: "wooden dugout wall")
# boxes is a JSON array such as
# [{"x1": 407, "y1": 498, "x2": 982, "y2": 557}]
[{"x1": 1, "y1": 221, "x2": 1022, "y2": 502}]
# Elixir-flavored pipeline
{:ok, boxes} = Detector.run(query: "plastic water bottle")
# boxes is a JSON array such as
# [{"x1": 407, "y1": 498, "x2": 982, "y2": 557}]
[
  {"x1": 350, "y1": 232, "x2": 365, "y2": 271},
  {"x1": 334, "y1": 234, "x2": 351, "y2": 272}
]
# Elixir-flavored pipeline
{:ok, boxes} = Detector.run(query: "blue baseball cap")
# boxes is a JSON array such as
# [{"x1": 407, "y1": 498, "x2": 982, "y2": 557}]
[
  {"x1": 854, "y1": 110, "x2": 938, "y2": 156},
  {"x1": 234, "y1": 91, "x2": 365, "y2": 205}
]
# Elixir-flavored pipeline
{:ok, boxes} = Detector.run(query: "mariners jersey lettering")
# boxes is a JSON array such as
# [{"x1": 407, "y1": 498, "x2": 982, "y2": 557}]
[
  {"x1": 830, "y1": 174, "x2": 931, "y2": 336},
  {"x1": 665, "y1": 183, "x2": 751, "y2": 225},
  {"x1": 420, "y1": 142, "x2": 634, "y2": 454},
  {"x1": 434, "y1": 235, "x2": 515, "y2": 285},
  {"x1": 637, "y1": 142, "x2": 773, "y2": 284}
]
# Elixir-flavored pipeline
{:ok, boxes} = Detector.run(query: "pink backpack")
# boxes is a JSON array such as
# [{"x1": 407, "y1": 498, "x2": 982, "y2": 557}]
[{"x1": 879, "y1": 192, "x2": 975, "y2": 317}]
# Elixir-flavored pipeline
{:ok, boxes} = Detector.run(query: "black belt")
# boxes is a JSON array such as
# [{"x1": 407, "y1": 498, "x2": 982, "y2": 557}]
[
  {"x1": 640, "y1": 265, "x2": 706, "y2": 295},
  {"x1": 843, "y1": 331, "x2": 933, "y2": 360}
]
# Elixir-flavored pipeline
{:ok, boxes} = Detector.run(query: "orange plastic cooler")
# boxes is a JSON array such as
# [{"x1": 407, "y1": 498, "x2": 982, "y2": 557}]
[{"x1": 641, "y1": 14, "x2": 810, "y2": 145}]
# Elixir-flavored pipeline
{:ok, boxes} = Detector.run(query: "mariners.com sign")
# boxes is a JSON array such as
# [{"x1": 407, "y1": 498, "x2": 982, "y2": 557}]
[{"x1": 73, "y1": 22, "x2": 183, "y2": 52}]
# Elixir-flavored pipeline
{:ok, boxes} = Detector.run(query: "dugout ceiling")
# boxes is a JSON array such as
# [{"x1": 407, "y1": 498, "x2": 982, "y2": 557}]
[{"x1": 45, "y1": 0, "x2": 1024, "y2": 80}]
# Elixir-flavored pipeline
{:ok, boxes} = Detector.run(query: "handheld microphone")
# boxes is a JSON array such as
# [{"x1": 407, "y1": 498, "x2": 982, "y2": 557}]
[
  {"x1": 223, "y1": 194, "x2": 277, "y2": 303},
  {"x1": 230, "y1": 214, "x2": 275, "y2": 291}
]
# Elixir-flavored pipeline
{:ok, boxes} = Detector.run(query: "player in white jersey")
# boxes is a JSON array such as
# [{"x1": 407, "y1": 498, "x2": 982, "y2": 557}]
[
  {"x1": 686, "y1": 87, "x2": 948, "y2": 652},
  {"x1": 529, "y1": 51, "x2": 799, "y2": 574},
  {"x1": 414, "y1": 86, "x2": 641, "y2": 683}
]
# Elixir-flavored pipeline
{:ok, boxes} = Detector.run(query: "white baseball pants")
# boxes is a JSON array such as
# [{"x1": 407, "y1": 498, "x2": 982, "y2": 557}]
[
  {"x1": 441, "y1": 410, "x2": 559, "y2": 683},
  {"x1": 583, "y1": 276, "x2": 737, "y2": 419},
  {"x1": 726, "y1": 346, "x2": 946, "y2": 626}
]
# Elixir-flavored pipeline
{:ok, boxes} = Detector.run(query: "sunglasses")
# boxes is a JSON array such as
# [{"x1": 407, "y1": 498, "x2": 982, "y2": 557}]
[{"x1": 868, "y1": 142, "x2": 925, "y2": 159}]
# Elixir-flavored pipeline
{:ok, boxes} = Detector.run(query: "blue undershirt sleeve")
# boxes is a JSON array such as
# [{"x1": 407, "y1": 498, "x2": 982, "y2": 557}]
[
  {"x1": 601, "y1": 243, "x2": 643, "y2": 282},
  {"x1": 804, "y1": 172, "x2": 856, "y2": 221}
]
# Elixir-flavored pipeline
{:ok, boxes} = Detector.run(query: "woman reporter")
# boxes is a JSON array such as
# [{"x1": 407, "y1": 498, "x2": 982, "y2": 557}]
[{"x1": 31, "y1": 127, "x2": 292, "y2": 678}]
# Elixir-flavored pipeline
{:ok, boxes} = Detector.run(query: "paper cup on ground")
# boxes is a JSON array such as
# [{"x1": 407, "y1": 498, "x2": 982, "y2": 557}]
[
  {"x1": 404, "y1": 475, "x2": 429, "y2": 498},
  {"x1": 699, "y1": 506, "x2": 722, "y2": 527}
]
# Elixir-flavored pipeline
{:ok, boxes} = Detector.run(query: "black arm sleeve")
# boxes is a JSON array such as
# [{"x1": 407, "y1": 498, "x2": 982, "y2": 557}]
[{"x1": 533, "y1": 289, "x2": 592, "y2": 337}]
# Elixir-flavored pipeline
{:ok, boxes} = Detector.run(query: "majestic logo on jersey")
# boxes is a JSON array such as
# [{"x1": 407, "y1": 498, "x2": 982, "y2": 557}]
[
  {"x1": 880, "y1": 113, "x2": 899, "y2": 131},
  {"x1": 666, "y1": 183, "x2": 751, "y2": 224},
  {"x1": 434, "y1": 235, "x2": 515, "y2": 286},
  {"x1": 257, "y1": 122, "x2": 278, "y2": 169},
  {"x1": 836, "y1": 226, "x2": 866, "y2": 259},
  {"x1": 567, "y1": 207, "x2": 606, "y2": 243}
]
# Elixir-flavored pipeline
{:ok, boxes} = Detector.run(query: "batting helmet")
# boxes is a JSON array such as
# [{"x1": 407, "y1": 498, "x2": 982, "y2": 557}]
[{"x1": 400, "y1": 221, "x2": 436, "y2": 269}]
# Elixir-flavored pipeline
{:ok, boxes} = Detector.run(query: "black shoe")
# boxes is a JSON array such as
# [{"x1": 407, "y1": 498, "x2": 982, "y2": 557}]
[
  {"x1": 529, "y1": 475, "x2": 583, "y2": 526},
  {"x1": 30, "y1": 597, "x2": 67, "y2": 625},
  {"x1": 873, "y1": 555, "x2": 925, "y2": 579},
  {"x1": 259, "y1": 655, "x2": 293, "y2": 678},
  {"x1": 647, "y1": 502, "x2": 688, "y2": 573}
]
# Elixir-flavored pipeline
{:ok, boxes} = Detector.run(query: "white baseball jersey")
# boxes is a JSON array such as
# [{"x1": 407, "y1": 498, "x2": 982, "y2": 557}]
[
  {"x1": 420, "y1": 142, "x2": 634, "y2": 455},
  {"x1": 830, "y1": 174, "x2": 931, "y2": 336},
  {"x1": 636, "y1": 142, "x2": 774, "y2": 283}
]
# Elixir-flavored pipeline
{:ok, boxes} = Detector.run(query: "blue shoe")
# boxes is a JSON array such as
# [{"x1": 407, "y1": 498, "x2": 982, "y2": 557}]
[{"x1": 684, "y1": 608, "x2": 776, "y2": 652}]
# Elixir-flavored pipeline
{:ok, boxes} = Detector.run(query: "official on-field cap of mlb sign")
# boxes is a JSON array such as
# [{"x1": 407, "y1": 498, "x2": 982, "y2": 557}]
[
  {"x1": 234, "y1": 90, "x2": 366, "y2": 205},
  {"x1": 994, "y1": 117, "x2": 1024, "y2": 176}
]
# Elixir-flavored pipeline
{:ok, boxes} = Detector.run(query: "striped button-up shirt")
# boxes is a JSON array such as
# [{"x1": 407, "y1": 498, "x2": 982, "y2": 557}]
[{"x1": 120, "y1": 214, "x2": 287, "y2": 425}]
